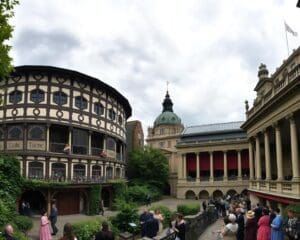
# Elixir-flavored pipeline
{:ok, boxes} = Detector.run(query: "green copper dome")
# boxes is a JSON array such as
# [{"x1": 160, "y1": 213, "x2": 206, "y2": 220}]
[{"x1": 154, "y1": 91, "x2": 182, "y2": 126}]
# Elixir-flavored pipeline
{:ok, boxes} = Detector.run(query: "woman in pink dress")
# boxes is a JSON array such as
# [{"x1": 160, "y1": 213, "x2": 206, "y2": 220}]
[
  {"x1": 40, "y1": 209, "x2": 52, "y2": 240},
  {"x1": 257, "y1": 208, "x2": 271, "y2": 240}
]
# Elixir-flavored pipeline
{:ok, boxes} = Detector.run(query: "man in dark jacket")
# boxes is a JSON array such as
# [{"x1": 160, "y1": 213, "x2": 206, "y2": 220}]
[
  {"x1": 236, "y1": 208, "x2": 245, "y2": 240},
  {"x1": 144, "y1": 211, "x2": 159, "y2": 238},
  {"x1": 254, "y1": 203, "x2": 262, "y2": 223},
  {"x1": 140, "y1": 209, "x2": 150, "y2": 237},
  {"x1": 49, "y1": 199, "x2": 58, "y2": 235}
]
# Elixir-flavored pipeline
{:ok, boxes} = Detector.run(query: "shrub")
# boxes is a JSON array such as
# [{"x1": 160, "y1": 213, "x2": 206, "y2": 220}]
[
  {"x1": 149, "y1": 205, "x2": 175, "y2": 227},
  {"x1": 72, "y1": 218, "x2": 103, "y2": 240},
  {"x1": 126, "y1": 184, "x2": 161, "y2": 204},
  {"x1": 14, "y1": 215, "x2": 33, "y2": 234},
  {"x1": 87, "y1": 185, "x2": 101, "y2": 215},
  {"x1": 111, "y1": 201, "x2": 139, "y2": 233},
  {"x1": 177, "y1": 203, "x2": 200, "y2": 216}
]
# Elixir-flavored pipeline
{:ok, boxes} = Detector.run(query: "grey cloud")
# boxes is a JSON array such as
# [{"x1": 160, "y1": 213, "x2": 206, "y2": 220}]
[{"x1": 13, "y1": 29, "x2": 80, "y2": 65}]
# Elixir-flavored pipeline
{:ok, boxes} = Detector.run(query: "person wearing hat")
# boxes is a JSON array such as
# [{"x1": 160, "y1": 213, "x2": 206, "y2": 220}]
[
  {"x1": 221, "y1": 214, "x2": 238, "y2": 240},
  {"x1": 245, "y1": 210, "x2": 258, "y2": 240},
  {"x1": 257, "y1": 208, "x2": 271, "y2": 240},
  {"x1": 271, "y1": 208, "x2": 284, "y2": 240}
]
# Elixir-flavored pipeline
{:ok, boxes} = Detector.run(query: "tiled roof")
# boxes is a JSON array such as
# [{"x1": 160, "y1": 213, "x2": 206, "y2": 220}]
[{"x1": 182, "y1": 121, "x2": 244, "y2": 136}]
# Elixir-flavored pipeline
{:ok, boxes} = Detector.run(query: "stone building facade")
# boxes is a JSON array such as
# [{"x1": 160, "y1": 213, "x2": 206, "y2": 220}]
[
  {"x1": 126, "y1": 120, "x2": 144, "y2": 155},
  {"x1": 146, "y1": 91, "x2": 184, "y2": 196},
  {"x1": 242, "y1": 47, "x2": 300, "y2": 208}
]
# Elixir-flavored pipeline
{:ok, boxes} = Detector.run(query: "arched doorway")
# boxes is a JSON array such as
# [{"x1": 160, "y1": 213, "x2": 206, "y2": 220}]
[
  {"x1": 199, "y1": 190, "x2": 209, "y2": 199},
  {"x1": 212, "y1": 190, "x2": 223, "y2": 199},
  {"x1": 101, "y1": 188, "x2": 111, "y2": 208},
  {"x1": 185, "y1": 190, "x2": 196, "y2": 199},
  {"x1": 241, "y1": 189, "x2": 248, "y2": 197},
  {"x1": 20, "y1": 190, "x2": 46, "y2": 215},
  {"x1": 227, "y1": 189, "x2": 237, "y2": 197}
]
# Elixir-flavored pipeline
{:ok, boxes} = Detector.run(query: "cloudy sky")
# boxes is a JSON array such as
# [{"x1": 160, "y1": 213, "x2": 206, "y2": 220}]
[{"x1": 10, "y1": 0, "x2": 300, "y2": 133}]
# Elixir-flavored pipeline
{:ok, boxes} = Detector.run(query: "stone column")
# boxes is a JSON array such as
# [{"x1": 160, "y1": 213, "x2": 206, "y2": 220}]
[
  {"x1": 249, "y1": 141, "x2": 254, "y2": 180},
  {"x1": 264, "y1": 130, "x2": 271, "y2": 180},
  {"x1": 223, "y1": 151, "x2": 228, "y2": 181},
  {"x1": 275, "y1": 123, "x2": 283, "y2": 180},
  {"x1": 68, "y1": 127, "x2": 72, "y2": 154},
  {"x1": 289, "y1": 115, "x2": 299, "y2": 180},
  {"x1": 196, "y1": 152, "x2": 200, "y2": 182},
  {"x1": 183, "y1": 154, "x2": 187, "y2": 180},
  {"x1": 255, "y1": 135, "x2": 262, "y2": 179},
  {"x1": 237, "y1": 150, "x2": 242, "y2": 180},
  {"x1": 210, "y1": 152, "x2": 214, "y2": 182}
]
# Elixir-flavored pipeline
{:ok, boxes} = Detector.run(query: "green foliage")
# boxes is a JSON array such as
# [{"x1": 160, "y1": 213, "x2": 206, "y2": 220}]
[
  {"x1": 177, "y1": 203, "x2": 200, "y2": 216},
  {"x1": 283, "y1": 203, "x2": 300, "y2": 221},
  {"x1": 87, "y1": 185, "x2": 101, "y2": 215},
  {"x1": 72, "y1": 218, "x2": 103, "y2": 240},
  {"x1": 0, "y1": 0, "x2": 18, "y2": 80},
  {"x1": 111, "y1": 201, "x2": 139, "y2": 233},
  {"x1": 127, "y1": 147, "x2": 169, "y2": 189},
  {"x1": 13, "y1": 215, "x2": 33, "y2": 234},
  {"x1": 23, "y1": 179, "x2": 69, "y2": 189},
  {"x1": 0, "y1": 155, "x2": 24, "y2": 227},
  {"x1": 127, "y1": 184, "x2": 161, "y2": 204},
  {"x1": 149, "y1": 205, "x2": 175, "y2": 227}
]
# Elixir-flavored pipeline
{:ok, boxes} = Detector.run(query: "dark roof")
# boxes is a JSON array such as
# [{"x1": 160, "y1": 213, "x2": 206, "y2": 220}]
[
  {"x1": 183, "y1": 121, "x2": 244, "y2": 136},
  {"x1": 179, "y1": 121, "x2": 246, "y2": 144},
  {"x1": 13, "y1": 65, "x2": 132, "y2": 118}
]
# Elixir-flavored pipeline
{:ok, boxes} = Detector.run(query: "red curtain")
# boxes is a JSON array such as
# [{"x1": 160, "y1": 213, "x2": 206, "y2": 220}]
[
  {"x1": 187, "y1": 153, "x2": 196, "y2": 171},
  {"x1": 241, "y1": 149, "x2": 249, "y2": 169},
  {"x1": 200, "y1": 152, "x2": 209, "y2": 171},
  {"x1": 213, "y1": 151, "x2": 223, "y2": 170},
  {"x1": 228, "y1": 150, "x2": 238, "y2": 170}
]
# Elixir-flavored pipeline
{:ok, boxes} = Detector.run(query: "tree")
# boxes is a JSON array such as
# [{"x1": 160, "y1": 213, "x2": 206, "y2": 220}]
[
  {"x1": 127, "y1": 147, "x2": 169, "y2": 188},
  {"x1": 0, "y1": 0, "x2": 19, "y2": 80}
]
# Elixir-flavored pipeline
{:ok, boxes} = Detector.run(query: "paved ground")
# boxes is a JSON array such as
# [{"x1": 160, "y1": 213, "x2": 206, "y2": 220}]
[
  {"x1": 27, "y1": 196, "x2": 201, "y2": 240},
  {"x1": 198, "y1": 218, "x2": 224, "y2": 240}
]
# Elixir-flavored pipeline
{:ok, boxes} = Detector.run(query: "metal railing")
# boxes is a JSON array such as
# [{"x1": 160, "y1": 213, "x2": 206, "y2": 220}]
[{"x1": 50, "y1": 142, "x2": 65, "y2": 153}]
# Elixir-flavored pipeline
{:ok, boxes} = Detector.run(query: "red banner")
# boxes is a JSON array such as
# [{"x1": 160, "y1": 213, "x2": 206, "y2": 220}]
[
  {"x1": 228, "y1": 150, "x2": 238, "y2": 170},
  {"x1": 200, "y1": 152, "x2": 210, "y2": 171},
  {"x1": 213, "y1": 151, "x2": 223, "y2": 170},
  {"x1": 187, "y1": 153, "x2": 196, "y2": 171},
  {"x1": 241, "y1": 149, "x2": 249, "y2": 169}
]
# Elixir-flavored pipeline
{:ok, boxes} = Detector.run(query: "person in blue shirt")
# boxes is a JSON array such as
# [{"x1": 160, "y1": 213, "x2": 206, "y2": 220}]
[{"x1": 271, "y1": 207, "x2": 284, "y2": 240}]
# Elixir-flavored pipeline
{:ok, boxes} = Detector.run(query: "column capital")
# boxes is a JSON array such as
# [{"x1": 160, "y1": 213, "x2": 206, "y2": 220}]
[
  {"x1": 223, "y1": 150, "x2": 228, "y2": 153},
  {"x1": 272, "y1": 122, "x2": 281, "y2": 129},
  {"x1": 236, "y1": 149, "x2": 241, "y2": 153},
  {"x1": 286, "y1": 113, "x2": 296, "y2": 123}
]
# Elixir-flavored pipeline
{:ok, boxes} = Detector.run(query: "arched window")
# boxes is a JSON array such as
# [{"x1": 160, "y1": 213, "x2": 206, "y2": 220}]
[
  {"x1": 28, "y1": 126, "x2": 45, "y2": 140},
  {"x1": 108, "y1": 108, "x2": 116, "y2": 121},
  {"x1": 94, "y1": 102, "x2": 104, "y2": 115},
  {"x1": 53, "y1": 91, "x2": 67, "y2": 106},
  {"x1": 9, "y1": 90, "x2": 22, "y2": 104},
  {"x1": 75, "y1": 96, "x2": 88, "y2": 110},
  {"x1": 51, "y1": 163, "x2": 66, "y2": 179},
  {"x1": 30, "y1": 89, "x2": 45, "y2": 103},
  {"x1": 8, "y1": 126, "x2": 23, "y2": 140},
  {"x1": 118, "y1": 115, "x2": 123, "y2": 125}
]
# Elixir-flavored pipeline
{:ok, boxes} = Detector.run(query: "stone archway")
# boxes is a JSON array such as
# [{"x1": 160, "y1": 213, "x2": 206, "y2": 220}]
[
  {"x1": 20, "y1": 190, "x2": 46, "y2": 215},
  {"x1": 241, "y1": 189, "x2": 248, "y2": 196},
  {"x1": 199, "y1": 190, "x2": 209, "y2": 199},
  {"x1": 212, "y1": 190, "x2": 223, "y2": 199},
  {"x1": 185, "y1": 190, "x2": 196, "y2": 199},
  {"x1": 226, "y1": 189, "x2": 237, "y2": 197}
]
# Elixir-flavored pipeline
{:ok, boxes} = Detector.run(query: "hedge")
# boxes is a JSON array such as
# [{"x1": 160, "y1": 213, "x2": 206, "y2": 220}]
[
  {"x1": 177, "y1": 203, "x2": 200, "y2": 216},
  {"x1": 13, "y1": 215, "x2": 33, "y2": 235},
  {"x1": 72, "y1": 218, "x2": 103, "y2": 240}
]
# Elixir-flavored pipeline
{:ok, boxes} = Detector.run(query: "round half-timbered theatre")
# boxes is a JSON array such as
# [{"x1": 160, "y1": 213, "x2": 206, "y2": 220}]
[{"x1": 0, "y1": 65, "x2": 131, "y2": 214}]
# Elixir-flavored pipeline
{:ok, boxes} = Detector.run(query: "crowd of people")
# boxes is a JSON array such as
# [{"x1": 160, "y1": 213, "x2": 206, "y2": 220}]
[
  {"x1": 211, "y1": 196, "x2": 300, "y2": 240},
  {"x1": 140, "y1": 208, "x2": 185, "y2": 240}
]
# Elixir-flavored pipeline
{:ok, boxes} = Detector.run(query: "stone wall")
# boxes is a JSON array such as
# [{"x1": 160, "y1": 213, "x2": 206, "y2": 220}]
[{"x1": 184, "y1": 208, "x2": 218, "y2": 240}]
